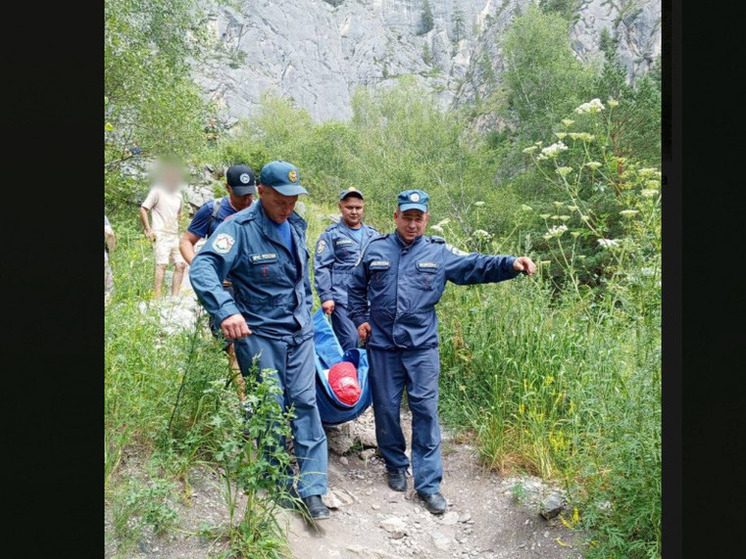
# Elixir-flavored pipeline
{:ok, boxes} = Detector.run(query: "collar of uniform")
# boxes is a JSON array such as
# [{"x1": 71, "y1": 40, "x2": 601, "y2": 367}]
[
  {"x1": 394, "y1": 231, "x2": 424, "y2": 249},
  {"x1": 338, "y1": 220, "x2": 364, "y2": 238}
]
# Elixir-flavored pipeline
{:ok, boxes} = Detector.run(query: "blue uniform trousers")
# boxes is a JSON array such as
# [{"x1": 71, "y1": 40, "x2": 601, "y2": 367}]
[
  {"x1": 368, "y1": 346, "x2": 442, "y2": 495},
  {"x1": 233, "y1": 333, "x2": 328, "y2": 498},
  {"x1": 330, "y1": 304, "x2": 359, "y2": 351}
]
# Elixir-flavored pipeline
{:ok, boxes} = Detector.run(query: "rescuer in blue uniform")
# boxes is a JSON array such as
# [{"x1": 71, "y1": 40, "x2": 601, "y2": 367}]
[
  {"x1": 189, "y1": 160, "x2": 330, "y2": 521},
  {"x1": 348, "y1": 190, "x2": 536, "y2": 515},
  {"x1": 313, "y1": 187, "x2": 379, "y2": 350}
]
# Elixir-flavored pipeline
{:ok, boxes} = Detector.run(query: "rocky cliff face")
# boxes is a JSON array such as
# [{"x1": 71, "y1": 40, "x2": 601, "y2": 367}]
[{"x1": 195, "y1": 0, "x2": 661, "y2": 123}]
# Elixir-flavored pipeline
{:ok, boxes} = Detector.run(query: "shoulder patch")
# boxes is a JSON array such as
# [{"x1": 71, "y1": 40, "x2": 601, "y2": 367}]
[
  {"x1": 316, "y1": 239, "x2": 327, "y2": 254},
  {"x1": 212, "y1": 233, "x2": 235, "y2": 254}
]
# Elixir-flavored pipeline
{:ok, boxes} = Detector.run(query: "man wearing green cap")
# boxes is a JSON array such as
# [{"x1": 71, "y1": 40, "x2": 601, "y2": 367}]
[
  {"x1": 314, "y1": 188, "x2": 379, "y2": 350},
  {"x1": 189, "y1": 160, "x2": 330, "y2": 521},
  {"x1": 348, "y1": 190, "x2": 536, "y2": 515}
]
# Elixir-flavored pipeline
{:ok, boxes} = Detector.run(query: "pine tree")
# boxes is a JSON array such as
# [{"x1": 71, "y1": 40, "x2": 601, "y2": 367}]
[
  {"x1": 420, "y1": 1, "x2": 434, "y2": 35},
  {"x1": 452, "y1": 8, "x2": 465, "y2": 43}
]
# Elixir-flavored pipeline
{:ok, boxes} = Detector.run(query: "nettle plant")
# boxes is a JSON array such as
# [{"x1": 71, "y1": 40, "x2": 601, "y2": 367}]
[{"x1": 522, "y1": 98, "x2": 661, "y2": 308}]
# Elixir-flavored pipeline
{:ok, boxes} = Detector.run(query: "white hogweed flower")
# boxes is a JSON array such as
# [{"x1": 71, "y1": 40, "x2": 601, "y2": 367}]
[
  {"x1": 574, "y1": 98, "x2": 605, "y2": 114},
  {"x1": 561, "y1": 119, "x2": 575, "y2": 127},
  {"x1": 430, "y1": 225, "x2": 444, "y2": 234},
  {"x1": 556, "y1": 167, "x2": 573, "y2": 178},
  {"x1": 638, "y1": 168, "x2": 660, "y2": 178},
  {"x1": 540, "y1": 141, "x2": 568, "y2": 158},
  {"x1": 547, "y1": 224, "x2": 568, "y2": 238},
  {"x1": 474, "y1": 201, "x2": 486, "y2": 207},
  {"x1": 597, "y1": 238, "x2": 620, "y2": 248},
  {"x1": 619, "y1": 210, "x2": 639, "y2": 218},
  {"x1": 585, "y1": 161, "x2": 602, "y2": 170}
]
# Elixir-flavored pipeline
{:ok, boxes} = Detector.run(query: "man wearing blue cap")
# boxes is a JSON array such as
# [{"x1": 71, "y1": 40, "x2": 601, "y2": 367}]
[
  {"x1": 314, "y1": 188, "x2": 379, "y2": 350},
  {"x1": 348, "y1": 190, "x2": 536, "y2": 515},
  {"x1": 189, "y1": 160, "x2": 330, "y2": 520}
]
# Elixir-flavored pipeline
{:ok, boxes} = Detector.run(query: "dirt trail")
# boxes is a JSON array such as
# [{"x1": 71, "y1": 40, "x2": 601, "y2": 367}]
[
  {"x1": 283, "y1": 409, "x2": 579, "y2": 559},
  {"x1": 106, "y1": 408, "x2": 580, "y2": 559}
]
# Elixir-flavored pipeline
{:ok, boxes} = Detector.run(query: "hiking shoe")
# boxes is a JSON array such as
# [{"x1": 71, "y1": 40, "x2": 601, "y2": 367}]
[
  {"x1": 418, "y1": 491, "x2": 447, "y2": 515},
  {"x1": 387, "y1": 469, "x2": 407, "y2": 492},
  {"x1": 302, "y1": 495, "x2": 330, "y2": 520}
]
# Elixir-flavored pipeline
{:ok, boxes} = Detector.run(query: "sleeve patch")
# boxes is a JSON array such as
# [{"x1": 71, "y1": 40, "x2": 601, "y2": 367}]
[
  {"x1": 212, "y1": 233, "x2": 235, "y2": 254},
  {"x1": 316, "y1": 240, "x2": 327, "y2": 254}
]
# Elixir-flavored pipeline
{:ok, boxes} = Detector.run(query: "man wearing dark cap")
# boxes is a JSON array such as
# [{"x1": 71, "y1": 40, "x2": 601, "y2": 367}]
[
  {"x1": 180, "y1": 164, "x2": 257, "y2": 396},
  {"x1": 189, "y1": 160, "x2": 330, "y2": 521},
  {"x1": 313, "y1": 188, "x2": 379, "y2": 350},
  {"x1": 348, "y1": 190, "x2": 536, "y2": 515}
]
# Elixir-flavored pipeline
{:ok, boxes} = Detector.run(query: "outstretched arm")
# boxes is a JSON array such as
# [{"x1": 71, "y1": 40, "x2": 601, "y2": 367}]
[{"x1": 443, "y1": 243, "x2": 535, "y2": 285}]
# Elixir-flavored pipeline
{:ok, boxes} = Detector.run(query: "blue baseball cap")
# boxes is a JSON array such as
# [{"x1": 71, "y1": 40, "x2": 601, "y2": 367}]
[
  {"x1": 340, "y1": 187, "x2": 364, "y2": 201},
  {"x1": 397, "y1": 190, "x2": 429, "y2": 212},
  {"x1": 225, "y1": 164, "x2": 256, "y2": 195},
  {"x1": 259, "y1": 160, "x2": 308, "y2": 196}
]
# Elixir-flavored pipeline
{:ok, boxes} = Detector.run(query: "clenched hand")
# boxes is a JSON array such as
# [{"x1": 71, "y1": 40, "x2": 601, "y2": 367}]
[
  {"x1": 357, "y1": 322, "x2": 371, "y2": 344},
  {"x1": 322, "y1": 299, "x2": 335, "y2": 315},
  {"x1": 221, "y1": 313, "x2": 252, "y2": 340},
  {"x1": 513, "y1": 256, "x2": 537, "y2": 277}
]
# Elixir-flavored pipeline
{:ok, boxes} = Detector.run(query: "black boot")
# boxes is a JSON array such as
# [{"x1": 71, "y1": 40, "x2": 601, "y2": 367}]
[
  {"x1": 387, "y1": 469, "x2": 407, "y2": 492},
  {"x1": 418, "y1": 491, "x2": 447, "y2": 515},
  {"x1": 302, "y1": 495, "x2": 330, "y2": 520}
]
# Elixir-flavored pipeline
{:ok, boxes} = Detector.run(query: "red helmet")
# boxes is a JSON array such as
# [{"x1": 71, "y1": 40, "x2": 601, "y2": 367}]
[{"x1": 328, "y1": 361, "x2": 361, "y2": 406}]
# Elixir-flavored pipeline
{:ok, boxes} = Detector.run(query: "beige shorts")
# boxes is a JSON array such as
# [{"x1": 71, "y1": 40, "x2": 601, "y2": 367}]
[{"x1": 154, "y1": 233, "x2": 185, "y2": 266}]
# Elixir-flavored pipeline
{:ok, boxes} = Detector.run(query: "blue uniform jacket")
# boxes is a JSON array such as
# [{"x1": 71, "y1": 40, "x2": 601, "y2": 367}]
[
  {"x1": 313, "y1": 221, "x2": 379, "y2": 307},
  {"x1": 189, "y1": 201, "x2": 314, "y2": 341},
  {"x1": 347, "y1": 232, "x2": 519, "y2": 350}
]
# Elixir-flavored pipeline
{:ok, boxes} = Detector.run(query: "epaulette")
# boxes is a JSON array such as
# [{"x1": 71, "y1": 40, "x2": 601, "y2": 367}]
[
  {"x1": 429, "y1": 235, "x2": 446, "y2": 243},
  {"x1": 367, "y1": 233, "x2": 390, "y2": 243},
  {"x1": 230, "y1": 204, "x2": 259, "y2": 224}
]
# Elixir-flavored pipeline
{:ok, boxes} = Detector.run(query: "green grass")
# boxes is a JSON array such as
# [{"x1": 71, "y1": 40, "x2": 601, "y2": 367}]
[{"x1": 436, "y1": 257, "x2": 660, "y2": 558}]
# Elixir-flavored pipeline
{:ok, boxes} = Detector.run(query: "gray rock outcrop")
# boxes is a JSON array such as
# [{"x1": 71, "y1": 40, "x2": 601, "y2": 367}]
[{"x1": 193, "y1": 0, "x2": 661, "y2": 123}]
